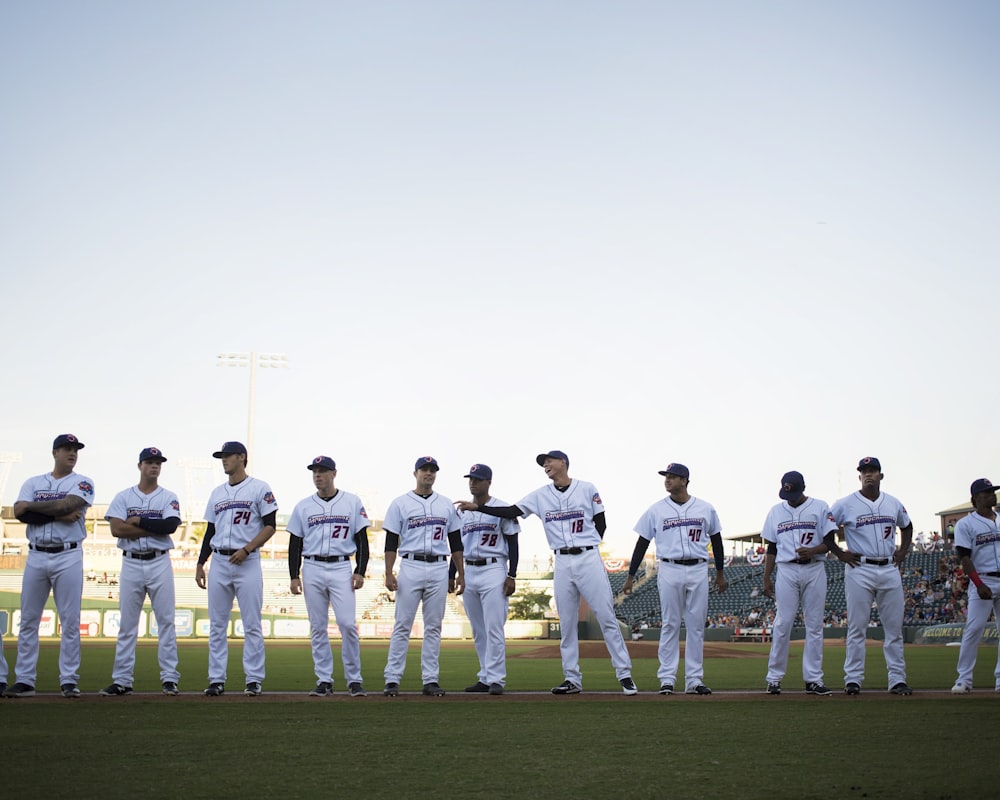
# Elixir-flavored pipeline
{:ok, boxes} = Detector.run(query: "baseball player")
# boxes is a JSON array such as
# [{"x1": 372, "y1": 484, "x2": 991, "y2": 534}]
[
  {"x1": 383, "y1": 457, "x2": 464, "y2": 697},
  {"x1": 457, "y1": 464, "x2": 520, "y2": 695},
  {"x1": 829, "y1": 456, "x2": 913, "y2": 695},
  {"x1": 99, "y1": 448, "x2": 182, "y2": 697},
  {"x1": 457, "y1": 450, "x2": 636, "y2": 695},
  {"x1": 951, "y1": 478, "x2": 1000, "y2": 694},
  {"x1": 287, "y1": 456, "x2": 370, "y2": 697},
  {"x1": 7, "y1": 434, "x2": 94, "y2": 698},
  {"x1": 195, "y1": 441, "x2": 278, "y2": 697},
  {"x1": 624, "y1": 463, "x2": 726, "y2": 695},
  {"x1": 761, "y1": 471, "x2": 837, "y2": 696}
]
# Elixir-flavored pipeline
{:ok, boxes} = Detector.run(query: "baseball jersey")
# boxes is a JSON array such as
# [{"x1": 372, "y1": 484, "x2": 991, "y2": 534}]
[
  {"x1": 953, "y1": 512, "x2": 1000, "y2": 574},
  {"x1": 633, "y1": 495, "x2": 721, "y2": 560},
  {"x1": 460, "y1": 497, "x2": 520, "y2": 559},
  {"x1": 384, "y1": 491, "x2": 460, "y2": 556},
  {"x1": 831, "y1": 491, "x2": 911, "y2": 559},
  {"x1": 286, "y1": 490, "x2": 369, "y2": 557},
  {"x1": 517, "y1": 480, "x2": 603, "y2": 550},
  {"x1": 204, "y1": 477, "x2": 279, "y2": 550},
  {"x1": 106, "y1": 485, "x2": 181, "y2": 553},
  {"x1": 761, "y1": 498, "x2": 838, "y2": 561},
  {"x1": 17, "y1": 471, "x2": 95, "y2": 545}
]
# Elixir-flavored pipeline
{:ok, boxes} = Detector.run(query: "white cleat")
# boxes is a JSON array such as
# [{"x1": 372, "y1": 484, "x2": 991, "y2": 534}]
[{"x1": 951, "y1": 682, "x2": 971, "y2": 695}]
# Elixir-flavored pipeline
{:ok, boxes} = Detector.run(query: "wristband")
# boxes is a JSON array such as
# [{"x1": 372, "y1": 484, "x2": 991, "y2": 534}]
[{"x1": 969, "y1": 569, "x2": 985, "y2": 589}]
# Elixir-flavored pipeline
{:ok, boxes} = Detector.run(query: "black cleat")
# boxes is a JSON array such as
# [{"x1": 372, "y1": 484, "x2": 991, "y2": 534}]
[
  {"x1": 422, "y1": 682, "x2": 446, "y2": 696},
  {"x1": 488, "y1": 683, "x2": 504, "y2": 695},
  {"x1": 99, "y1": 683, "x2": 133, "y2": 696},
  {"x1": 685, "y1": 684, "x2": 712, "y2": 695},
  {"x1": 383, "y1": 682, "x2": 400, "y2": 697},
  {"x1": 889, "y1": 682, "x2": 912, "y2": 696},
  {"x1": 806, "y1": 682, "x2": 832, "y2": 696},
  {"x1": 551, "y1": 680, "x2": 582, "y2": 695},
  {"x1": 348, "y1": 682, "x2": 368, "y2": 697},
  {"x1": 845, "y1": 682, "x2": 861, "y2": 696},
  {"x1": 465, "y1": 681, "x2": 490, "y2": 693},
  {"x1": 658, "y1": 684, "x2": 674, "y2": 695},
  {"x1": 767, "y1": 682, "x2": 781, "y2": 695},
  {"x1": 204, "y1": 683, "x2": 225, "y2": 697},
  {"x1": 6, "y1": 682, "x2": 36, "y2": 698},
  {"x1": 60, "y1": 683, "x2": 81, "y2": 698},
  {"x1": 309, "y1": 682, "x2": 333, "y2": 697},
  {"x1": 162, "y1": 682, "x2": 179, "y2": 695}
]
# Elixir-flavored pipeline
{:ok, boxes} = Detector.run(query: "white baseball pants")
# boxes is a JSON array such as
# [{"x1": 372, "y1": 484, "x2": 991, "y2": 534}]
[
  {"x1": 954, "y1": 573, "x2": 1000, "y2": 689},
  {"x1": 302, "y1": 559, "x2": 361, "y2": 685},
  {"x1": 112, "y1": 552, "x2": 179, "y2": 686},
  {"x1": 207, "y1": 552, "x2": 265, "y2": 685},
  {"x1": 384, "y1": 559, "x2": 448, "y2": 685},
  {"x1": 463, "y1": 560, "x2": 509, "y2": 686},
  {"x1": 844, "y1": 563, "x2": 906, "y2": 688},
  {"x1": 657, "y1": 561, "x2": 708, "y2": 689},
  {"x1": 766, "y1": 561, "x2": 827, "y2": 684}
]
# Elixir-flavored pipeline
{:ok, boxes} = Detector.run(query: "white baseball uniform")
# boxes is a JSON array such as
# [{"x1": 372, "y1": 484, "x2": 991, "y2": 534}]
[
  {"x1": 15, "y1": 471, "x2": 94, "y2": 686},
  {"x1": 383, "y1": 491, "x2": 461, "y2": 685},
  {"x1": 634, "y1": 495, "x2": 720, "y2": 689},
  {"x1": 287, "y1": 490, "x2": 369, "y2": 686},
  {"x1": 518, "y1": 480, "x2": 632, "y2": 687},
  {"x1": 831, "y1": 490, "x2": 911, "y2": 688},
  {"x1": 953, "y1": 512, "x2": 1000, "y2": 689},
  {"x1": 762, "y1": 498, "x2": 838, "y2": 685},
  {"x1": 203, "y1": 477, "x2": 278, "y2": 685},
  {"x1": 460, "y1": 498, "x2": 520, "y2": 687},
  {"x1": 106, "y1": 484, "x2": 181, "y2": 687}
]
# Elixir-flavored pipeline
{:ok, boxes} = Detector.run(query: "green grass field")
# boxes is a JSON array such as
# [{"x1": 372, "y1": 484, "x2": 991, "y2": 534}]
[{"x1": 1, "y1": 639, "x2": 998, "y2": 798}]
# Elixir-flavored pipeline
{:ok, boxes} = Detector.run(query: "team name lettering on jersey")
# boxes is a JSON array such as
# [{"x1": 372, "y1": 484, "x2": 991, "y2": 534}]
[
  {"x1": 661, "y1": 518, "x2": 705, "y2": 531},
  {"x1": 856, "y1": 514, "x2": 897, "y2": 530},
  {"x1": 974, "y1": 531, "x2": 1000, "y2": 546},
  {"x1": 215, "y1": 499, "x2": 254, "y2": 514},
  {"x1": 34, "y1": 491, "x2": 67, "y2": 502},
  {"x1": 546, "y1": 510, "x2": 585, "y2": 524},
  {"x1": 463, "y1": 521, "x2": 498, "y2": 535},
  {"x1": 407, "y1": 515, "x2": 449, "y2": 530},
  {"x1": 776, "y1": 521, "x2": 817, "y2": 535},
  {"x1": 127, "y1": 508, "x2": 164, "y2": 519},
  {"x1": 307, "y1": 513, "x2": 351, "y2": 528}
]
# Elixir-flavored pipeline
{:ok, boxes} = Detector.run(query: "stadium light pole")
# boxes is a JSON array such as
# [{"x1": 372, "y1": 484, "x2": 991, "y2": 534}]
[{"x1": 215, "y1": 352, "x2": 289, "y2": 456}]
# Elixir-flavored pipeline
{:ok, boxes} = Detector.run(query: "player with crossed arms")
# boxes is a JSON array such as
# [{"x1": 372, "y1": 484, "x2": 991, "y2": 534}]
[
  {"x1": 624, "y1": 463, "x2": 726, "y2": 696},
  {"x1": 287, "y1": 456, "x2": 370, "y2": 698},
  {"x1": 457, "y1": 463, "x2": 519, "y2": 696},
  {"x1": 458, "y1": 450, "x2": 636, "y2": 695},
  {"x1": 196, "y1": 441, "x2": 278, "y2": 697},
  {"x1": 761, "y1": 470, "x2": 837, "y2": 696},
  {"x1": 951, "y1": 478, "x2": 1000, "y2": 694},
  {"x1": 828, "y1": 456, "x2": 913, "y2": 696},
  {"x1": 100, "y1": 447, "x2": 182, "y2": 696}
]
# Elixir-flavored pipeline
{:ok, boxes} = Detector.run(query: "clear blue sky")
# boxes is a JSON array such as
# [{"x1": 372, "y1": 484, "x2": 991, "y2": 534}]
[{"x1": 2, "y1": 2, "x2": 998, "y2": 558}]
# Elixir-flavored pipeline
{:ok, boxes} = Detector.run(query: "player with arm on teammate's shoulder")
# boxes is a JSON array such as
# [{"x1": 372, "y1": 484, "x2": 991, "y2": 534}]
[
  {"x1": 455, "y1": 463, "x2": 520, "y2": 696},
  {"x1": 287, "y1": 455, "x2": 370, "y2": 698},
  {"x1": 382, "y1": 457, "x2": 464, "y2": 697},
  {"x1": 623, "y1": 463, "x2": 725, "y2": 697},
  {"x1": 100, "y1": 447, "x2": 182, "y2": 697},
  {"x1": 7, "y1": 434, "x2": 94, "y2": 699},
  {"x1": 828, "y1": 457, "x2": 913, "y2": 696},
  {"x1": 456, "y1": 450, "x2": 636, "y2": 696},
  {"x1": 196, "y1": 441, "x2": 278, "y2": 698}
]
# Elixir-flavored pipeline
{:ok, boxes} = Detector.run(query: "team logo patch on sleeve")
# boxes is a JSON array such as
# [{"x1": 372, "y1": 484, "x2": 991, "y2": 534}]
[
  {"x1": 360, "y1": 507, "x2": 369, "y2": 518},
  {"x1": 827, "y1": 513, "x2": 836, "y2": 523},
  {"x1": 171, "y1": 500, "x2": 181, "y2": 512},
  {"x1": 593, "y1": 493, "x2": 603, "y2": 505},
  {"x1": 264, "y1": 491, "x2": 276, "y2": 504},
  {"x1": 78, "y1": 481, "x2": 94, "y2": 495}
]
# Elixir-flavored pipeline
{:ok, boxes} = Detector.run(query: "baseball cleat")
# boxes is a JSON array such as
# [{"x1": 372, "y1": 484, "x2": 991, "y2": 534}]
[
  {"x1": 551, "y1": 680, "x2": 582, "y2": 695},
  {"x1": 0, "y1": 683, "x2": 5, "y2": 697},
  {"x1": 5, "y1": 682, "x2": 36, "y2": 698},
  {"x1": 348, "y1": 682, "x2": 368, "y2": 697},
  {"x1": 951, "y1": 682, "x2": 971, "y2": 695},
  {"x1": 766, "y1": 682, "x2": 781, "y2": 695},
  {"x1": 620, "y1": 677, "x2": 638, "y2": 696},
  {"x1": 805, "y1": 682, "x2": 832, "y2": 696},
  {"x1": 685, "y1": 684, "x2": 712, "y2": 695},
  {"x1": 99, "y1": 683, "x2": 133, "y2": 696},
  {"x1": 244, "y1": 682, "x2": 263, "y2": 697},
  {"x1": 309, "y1": 682, "x2": 333, "y2": 697},
  {"x1": 488, "y1": 683, "x2": 504, "y2": 696},
  {"x1": 60, "y1": 683, "x2": 81, "y2": 698},
  {"x1": 658, "y1": 684, "x2": 674, "y2": 695},
  {"x1": 422, "y1": 682, "x2": 446, "y2": 697},
  {"x1": 204, "y1": 683, "x2": 225, "y2": 697},
  {"x1": 383, "y1": 682, "x2": 400, "y2": 697},
  {"x1": 889, "y1": 682, "x2": 912, "y2": 696},
  {"x1": 844, "y1": 682, "x2": 861, "y2": 696},
  {"x1": 465, "y1": 681, "x2": 490, "y2": 693},
  {"x1": 162, "y1": 682, "x2": 179, "y2": 696}
]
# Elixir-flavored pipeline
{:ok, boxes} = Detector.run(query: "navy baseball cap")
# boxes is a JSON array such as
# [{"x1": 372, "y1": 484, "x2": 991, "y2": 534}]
[
  {"x1": 658, "y1": 463, "x2": 690, "y2": 479},
  {"x1": 464, "y1": 464, "x2": 493, "y2": 480},
  {"x1": 53, "y1": 433, "x2": 85, "y2": 450},
  {"x1": 414, "y1": 456, "x2": 440, "y2": 472},
  {"x1": 139, "y1": 447, "x2": 167, "y2": 463},
  {"x1": 308, "y1": 456, "x2": 337, "y2": 471},
  {"x1": 970, "y1": 478, "x2": 998, "y2": 497},
  {"x1": 213, "y1": 441, "x2": 248, "y2": 458},
  {"x1": 857, "y1": 456, "x2": 881, "y2": 472},
  {"x1": 778, "y1": 471, "x2": 806, "y2": 502},
  {"x1": 536, "y1": 450, "x2": 569, "y2": 467}
]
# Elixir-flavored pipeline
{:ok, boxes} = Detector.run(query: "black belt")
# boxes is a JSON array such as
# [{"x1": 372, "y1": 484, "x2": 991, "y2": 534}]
[
  {"x1": 788, "y1": 557, "x2": 815, "y2": 565},
  {"x1": 984, "y1": 571, "x2": 1000, "y2": 578},
  {"x1": 556, "y1": 546, "x2": 595, "y2": 555},
  {"x1": 125, "y1": 550, "x2": 167, "y2": 561},
  {"x1": 213, "y1": 548, "x2": 238, "y2": 556},
  {"x1": 661, "y1": 558, "x2": 705, "y2": 566},
  {"x1": 465, "y1": 557, "x2": 500, "y2": 566},
  {"x1": 861, "y1": 558, "x2": 891, "y2": 566},
  {"x1": 305, "y1": 554, "x2": 351, "y2": 563},
  {"x1": 29, "y1": 542, "x2": 79, "y2": 553},
  {"x1": 402, "y1": 553, "x2": 448, "y2": 562}
]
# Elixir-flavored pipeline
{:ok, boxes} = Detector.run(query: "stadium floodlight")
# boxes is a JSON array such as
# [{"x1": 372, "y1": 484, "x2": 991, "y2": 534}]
[{"x1": 215, "y1": 352, "x2": 290, "y2": 456}]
